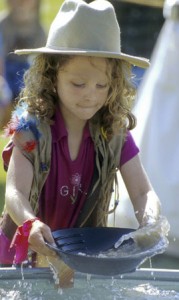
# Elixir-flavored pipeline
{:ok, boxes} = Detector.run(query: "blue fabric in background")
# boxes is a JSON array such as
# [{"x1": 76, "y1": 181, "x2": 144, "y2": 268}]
[{"x1": 5, "y1": 58, "x2": 29, "y2": 100}]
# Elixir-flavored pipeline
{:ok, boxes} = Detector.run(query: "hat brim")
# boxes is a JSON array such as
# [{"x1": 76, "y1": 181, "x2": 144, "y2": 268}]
[{"x1": 14, "y1": 47, "x2": 150, "y2": 69}]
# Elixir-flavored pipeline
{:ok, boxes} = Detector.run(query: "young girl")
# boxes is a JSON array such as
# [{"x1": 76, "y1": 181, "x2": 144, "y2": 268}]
[{"x1": 0, "y1": 0, "x2": 161, "y2": 282}]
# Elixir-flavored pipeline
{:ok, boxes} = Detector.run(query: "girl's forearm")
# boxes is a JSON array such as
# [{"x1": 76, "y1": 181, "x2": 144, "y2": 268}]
[
  {"x1": 4, "y1": 146, "x2": 35, "y2": 226},
  {"x1": 132, "y1": 190, "x2": 161, "y2": 226},
  {"x1": 5, "y1": 188, "x2": 36, "y2": 226}
]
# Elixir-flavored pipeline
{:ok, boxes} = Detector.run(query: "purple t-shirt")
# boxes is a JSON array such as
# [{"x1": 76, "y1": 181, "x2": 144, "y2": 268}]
[
  {"x1": 38, "y1": 110, "x2": 95, "y2": 230},
  {"x1": 120, "y1": 131, "x2": 139, "y2": 167},
  {"x1": 2, "y1": 108, "x2": 139, "y2": 231},
  {"x1": 38, "y1": 109, "x2": 139, "y2": 230}
]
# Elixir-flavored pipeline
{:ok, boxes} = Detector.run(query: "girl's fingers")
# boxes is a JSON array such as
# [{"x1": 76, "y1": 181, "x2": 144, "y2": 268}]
[{"x1": 28, "y1": 220, "x2": 57, "y2": 256}]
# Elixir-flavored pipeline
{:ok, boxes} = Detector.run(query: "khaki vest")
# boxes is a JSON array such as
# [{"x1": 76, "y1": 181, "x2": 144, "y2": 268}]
[{"x1": 1, "y1": 114, "x2": 125, "y2": 238}]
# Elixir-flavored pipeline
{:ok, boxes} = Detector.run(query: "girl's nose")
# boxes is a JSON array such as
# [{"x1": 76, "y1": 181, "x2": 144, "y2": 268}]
[{"x1": 85, "y1": 86, "x2": 98, "y2": 102}]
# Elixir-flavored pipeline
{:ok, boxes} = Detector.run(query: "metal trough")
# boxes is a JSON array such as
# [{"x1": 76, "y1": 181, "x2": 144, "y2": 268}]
[{"x1": 0, "y1": 267, "x2": 179, "y2": 300}]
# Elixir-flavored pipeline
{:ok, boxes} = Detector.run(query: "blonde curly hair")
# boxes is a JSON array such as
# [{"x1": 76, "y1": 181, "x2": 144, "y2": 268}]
[{"x1": 18, "y1": 54, "x2": 136, "y2": 141}]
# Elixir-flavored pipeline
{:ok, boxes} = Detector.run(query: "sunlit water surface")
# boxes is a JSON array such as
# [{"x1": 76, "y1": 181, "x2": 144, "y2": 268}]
[{"x1": 0, "y1": 276, "x2": 179, "y2": 300}]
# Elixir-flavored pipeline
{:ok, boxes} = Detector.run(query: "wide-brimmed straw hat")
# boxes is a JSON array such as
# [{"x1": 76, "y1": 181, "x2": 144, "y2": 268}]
[{"x1": 15, "y1": 0, "x2": 149, "y2": 68}]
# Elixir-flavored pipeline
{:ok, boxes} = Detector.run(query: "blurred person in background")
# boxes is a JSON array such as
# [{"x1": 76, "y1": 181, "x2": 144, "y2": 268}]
[
  {"x1": 111, "y1": 0, "x2": 164, "y2": 87},
  {"x1": 132, "y1": 0, "x2": 179, "y2": 259},
  {"x1": 0, "y1": 0, "x2": 46, "y2": 129}
]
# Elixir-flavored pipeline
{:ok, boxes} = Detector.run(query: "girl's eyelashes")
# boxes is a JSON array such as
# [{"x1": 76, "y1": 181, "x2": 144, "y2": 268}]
[
  {"x1": 96, "y1": 83, "x2": 108, "y2": 89},
  {"x1": 72, "y1": 82, "x2": 85, "y2": 87},
  {"x1": 71, "y1": 82, "x2": 108, "y2": 88}
]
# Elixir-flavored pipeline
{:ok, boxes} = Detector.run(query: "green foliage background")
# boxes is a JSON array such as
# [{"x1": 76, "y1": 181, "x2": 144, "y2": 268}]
[
  {"x1": 0, "y1": 0, "x2": 63, "y2": 30},
  {"x1": 0, "y1": 0, "x2": 63, "y2": 214}
]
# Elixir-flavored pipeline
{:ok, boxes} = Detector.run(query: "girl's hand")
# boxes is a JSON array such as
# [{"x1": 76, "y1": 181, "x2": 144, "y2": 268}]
[
  {"x1": 115, "y1": 216, "x2": 170, "y2": 250},
  {"x1": 133, "y1": 215, "x2": 170, "y2": 249},
  {"x1": 28, "y1": 219, "x2": 57, "y2": 257}
]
